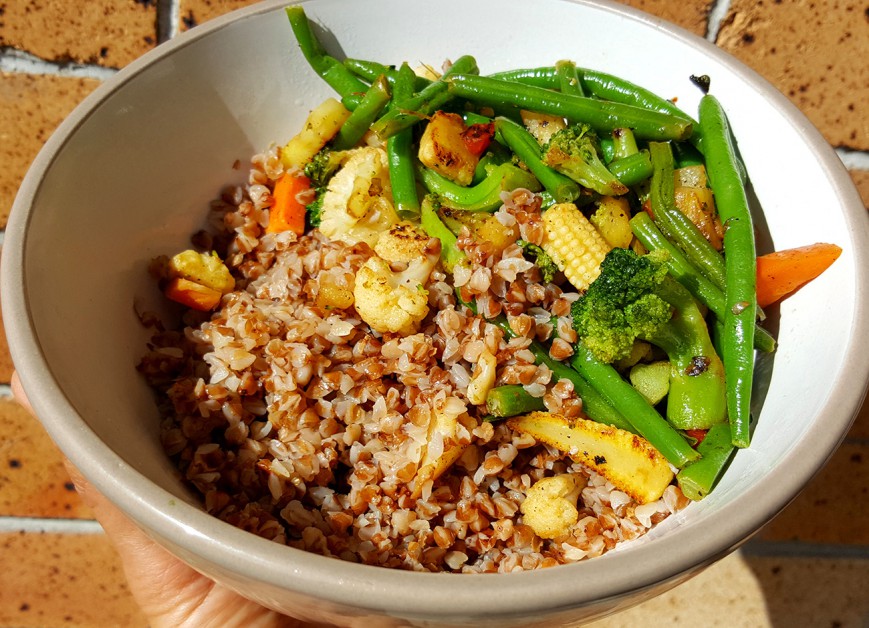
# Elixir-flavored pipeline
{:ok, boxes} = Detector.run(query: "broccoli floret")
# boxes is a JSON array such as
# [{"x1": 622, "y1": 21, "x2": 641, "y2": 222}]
[
  {"x1": 543, "y1": 123, "x2": 628, "y2": 196},
  {"x1": 518, "y1": 240, "x2": 558, "y2": 284},
  {"x1": 571, "y1": 247, "x2": 725, "y2": 429},
  {"x1": 302, "y1": 148, "x2": 347, "y2": 229},
  {"x1": 306, "y1": 194, "x2": 324, "y2": 228},
  {"x1": 303, "y1": 148, "x2": 346, "y2": 189}
]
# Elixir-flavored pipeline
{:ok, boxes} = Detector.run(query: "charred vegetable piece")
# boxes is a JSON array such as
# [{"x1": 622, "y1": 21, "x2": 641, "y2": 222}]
[
  {"x1": 168, "y1": 250, "x2": 235, "y2": 295},
  {"x1": 281, "y1": 98, "x2": 351, "y2": 169},
  {"x1": 508, "y1": 412, "x2": 674, "y2": 504},
  {"x1": 418, "y1": 111, "x2": 482, "y2": 186}
]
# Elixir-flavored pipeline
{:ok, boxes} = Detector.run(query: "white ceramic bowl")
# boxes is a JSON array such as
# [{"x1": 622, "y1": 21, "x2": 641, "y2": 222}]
[{"x1": 4, "y1": 0, "x2": 868, "y2": 625}]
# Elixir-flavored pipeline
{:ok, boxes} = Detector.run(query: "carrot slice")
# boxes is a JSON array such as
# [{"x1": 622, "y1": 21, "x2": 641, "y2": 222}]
[
  {"x1": 164, "y1": 277, "x2": 222, "y2": 311},
  {"x1": 266, "y1": 172, "x2": 311, "y2": 235},
  {"x1": 755, "y1": 242, "x2": 842, "y2": 308}
]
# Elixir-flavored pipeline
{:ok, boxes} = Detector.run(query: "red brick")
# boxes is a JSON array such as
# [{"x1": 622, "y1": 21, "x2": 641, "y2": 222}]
[{"x1": 0, "y1": 0, "x2": 157, "y2": 68}]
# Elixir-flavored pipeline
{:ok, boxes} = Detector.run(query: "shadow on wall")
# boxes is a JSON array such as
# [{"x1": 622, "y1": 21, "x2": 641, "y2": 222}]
[{"x1": 741, "y1": 544, "x2": 869, "y2": 626}]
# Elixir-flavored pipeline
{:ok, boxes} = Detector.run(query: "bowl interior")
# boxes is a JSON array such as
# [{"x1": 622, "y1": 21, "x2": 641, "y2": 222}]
[{"x1": 5, "y1": 0, "x2": 868, "y2": 620}]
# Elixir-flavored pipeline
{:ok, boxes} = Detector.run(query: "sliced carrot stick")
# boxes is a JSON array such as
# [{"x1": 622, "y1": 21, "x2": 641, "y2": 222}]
[
  {"x1": 266, "y1": 172, "x2": 311, "y2": 235},
  {"x1": 755, "y1": 242, "x2": 842, "y2": 308},
  {"x1": 164, "y1": 277, "x2": 223, "y2": 311}
]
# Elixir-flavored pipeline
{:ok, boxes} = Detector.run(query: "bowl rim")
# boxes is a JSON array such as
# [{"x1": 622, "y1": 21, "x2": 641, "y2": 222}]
[{"x1": 4, "y1": 0, "x2": 869, "y2": 619}]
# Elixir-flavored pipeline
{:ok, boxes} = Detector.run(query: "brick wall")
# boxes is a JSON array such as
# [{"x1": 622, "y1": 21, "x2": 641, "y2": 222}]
[{"x1": 0, "y1": 2, "x2": 866, "y2": 626}]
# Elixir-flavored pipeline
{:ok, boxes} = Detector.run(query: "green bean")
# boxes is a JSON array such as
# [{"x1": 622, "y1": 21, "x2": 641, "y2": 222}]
[
  {"x1": 386, "y1": 64, "x2": 420, "y2": 219},
  {"x1": 578, "y1": 69, "x2": 695, "y2": 126},
  {"x1": 699, "y1": 94, "x2": 757, "y2": 448},
  {"x1": 446, "y1": 74, "x2": 693, "y2": 141},
  {"x1": 570, "y1": 343, "x2": 700, "y2": 468},
  {"x1": 486, "y1": 385, "x2": 546, "y2": 418},
  {"x1": 285, "y1": 7, "x2": 368, "y2": 109},
  {"x1": 370, "y1": 55, "x2": 479, "y2": 140},
  {"x1": 462, "y1": 111, "x2": 493, "y2": 126},
  {"x1": 419, "y1": 196, "x2": 466, "y2": 273},
  {"x1": 630, "y1": 212, "x2": 776, "y2": 353},
  {"x1": 488, "y1": 66, "x2": 557, "y2": 87},
  {"x1": 487, "y1": 317, "x2": 636, "y2": 433},
  {"x1": 493, "y1": 117, "x2": 580, "y2": 203},
  {"x1": 676, "y1": 422, "x2": 736, "y2": 500},
  {"x1": 343, "y1": 57, "x2": 432, "y2": 92},
  {"x1": 606, "y1": 150, "x2": 653, "y2": 187},
  {"x1": 611, "y1": 127, "x2": 639, "y2": 160},
  {"x1": 649, "y1": 141, "x2": 727, "y2": 290},
  {"x1": 599, "y1": 136, "x2": 615, "y2": 163},
  {"x1": 331, "y1": 75, "x2": 391, "y2": 150},
  {"x1": 490, "y1": 66, "x2": 695, "y2": 124},
  {"x1": 555, "y1": 59, "x2": 585, "y2": 97},
  {"x1": 416, "y1": 162, "x2": 540, "y2": 212},
  {"x1": 632, "y1": 211, "x2": 725, "y2": 312},
  {"x1": 673, "y1": 140, "x2": 705, "y2": 168}
]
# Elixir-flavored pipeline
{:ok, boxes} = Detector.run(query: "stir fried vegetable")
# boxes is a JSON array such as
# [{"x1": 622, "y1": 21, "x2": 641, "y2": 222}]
[{"x1": 157, "y1": 5, "x2": 844, "y2": 529}]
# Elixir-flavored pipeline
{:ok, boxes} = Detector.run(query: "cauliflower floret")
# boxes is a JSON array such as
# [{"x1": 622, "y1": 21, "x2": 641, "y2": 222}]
[
  {"x1": 520, "y1": 474, "x2": 586, "y2": 540},
  {"x1": 318, "y1": 146, "x2": 399, "y2": 246},
  {"x1": 466, "y1": 349, "x2": 497, "y2": 406},
  {"x1": 353, "y1": 223, "x2": 440, "y2": 335}
]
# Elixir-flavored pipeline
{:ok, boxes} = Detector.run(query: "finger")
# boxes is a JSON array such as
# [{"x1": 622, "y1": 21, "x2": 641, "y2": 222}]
[{"x1": 11, "y1": 371, "x2": 34, "y2": 413}]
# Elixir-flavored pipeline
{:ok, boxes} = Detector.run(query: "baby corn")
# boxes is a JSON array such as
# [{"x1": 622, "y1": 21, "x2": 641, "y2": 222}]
[{"x1": 542, "y1": 202, "x2": 611, "y2": 291}]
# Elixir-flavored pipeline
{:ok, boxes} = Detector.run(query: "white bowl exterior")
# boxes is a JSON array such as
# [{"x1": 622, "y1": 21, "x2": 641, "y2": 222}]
[{"x1": 4, "y1": 0, "x2": 869, "y2": 625}]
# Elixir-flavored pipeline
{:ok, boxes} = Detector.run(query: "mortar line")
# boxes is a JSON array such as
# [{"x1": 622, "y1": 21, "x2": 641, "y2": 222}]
[
  {"x1": 0, "y1": 516, "x2": 103, "y2": 534},
  {"x1": 742, "y1": 539, "x2": 869, "y2": 560},
  {"x1": 705, "y1": 0, "x2": 733, "y2": 42},
  {"x1": 157, "y1": 0, "x2": 181, "y2": 42},
  {"x1": 0, "y1": 47, "x2": 117, "y2": 80},
  {"x1": 837, "y1": 148, "x2": 869, "y2": 171}
]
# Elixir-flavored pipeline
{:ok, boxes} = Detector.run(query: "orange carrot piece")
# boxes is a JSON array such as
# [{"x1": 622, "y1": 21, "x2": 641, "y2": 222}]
[
  {"x1": 266, "y1": 172, "x2": 311, "y2": 235},
  {"x1": 755, "y1": 242, "x2": 842, "y2": 308},
  {"x1": 164, "y1": 277, "x2": 222, "y2": 311}
]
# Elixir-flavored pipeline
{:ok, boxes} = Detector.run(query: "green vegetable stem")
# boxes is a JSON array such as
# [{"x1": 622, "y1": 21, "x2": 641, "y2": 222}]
[
  {"x1": 331, "y1": 75, "x2": 391, "y2": 150},
  {"x1": 555, "y1": 59, "x2": 586, "y2": 97},
  {"x1": 648, "y1": 141, "x2": 727, "y2": 291},
  {"x1": 419, "y1": 196, "x2": 466, "y2": 273},
  {"x1": 370, "y1": 55, "x2": 479, "y2": 140},
  {"x1": 611, "y1": 127, "x2": 639, "y2": 160},
  {"x1": 489, "y1": 65, "x2": 697, "y2": 128},
  {"x1": 386, "y1": 63, "x2": 421, "y2": 219},
  {"x1": 630, "y1": 211, "x2": 775, "y2": 353},
  {"x1": 676, "y1": 422, "x2": 736, "y2": 500},
  {"x1": 445, "y1": 74, "x2": 694, "y2": 142},
  {"x1": 493, "y1": 117, "x2": 580, "y2": 203},
  {"x1": 485, "y1": 385, "x2": 546, "y2": 418},
  {"x1": 343, "y1": 57, "x2": 433, "y2": 92},
  {"x1": 570, "y1": 342, "x2": 701, "y2": 468},
  {"x1": 699, "y1": 94, "x2": 757, "y2": 448},
  {"x1": 285, "y1": 6, "x2": 369, "y2": 109},
  {"x1": 416, "y1": 162, "x2": 540, "y2": 212},
  {"x1": 605, "y1": 150, "x2": 653, "y2": 187}
]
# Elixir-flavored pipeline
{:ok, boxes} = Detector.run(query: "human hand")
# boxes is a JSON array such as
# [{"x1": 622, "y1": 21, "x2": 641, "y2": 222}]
[{"x1": 12, "y1": 372, "x2": 308, "y2": 628}]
